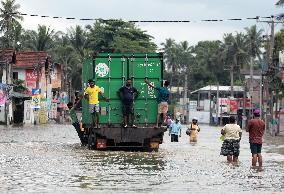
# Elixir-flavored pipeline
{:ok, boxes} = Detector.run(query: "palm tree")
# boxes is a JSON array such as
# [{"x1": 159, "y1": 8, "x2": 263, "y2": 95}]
[
  {"x1": 52, "y1": 34, "x2": 81, "y2": 90},
  {"x1": 222, "y1": 33, "x2": 249, "y2": 96},
  {"x1": 276, "y1": 0, "x2": 284, "y2": 6},
  {"x1": 0, "y1": 0, "x2": 23, "y2": 47},
  {"x1": 161, "y1": 38, "x2": 178, "y2": 101},
  {"x1": 245, "y1": 25, "x2": 263, "y2": 62},
  {"x1": 161, "y1": 38, "x2": 177, "y2": 72},
  {"x1": 68, "y1": 25, "x2": 90, "y2": 59},
  {"x1": 23, "y1": 25, "x2": 56, "y2": 51}
]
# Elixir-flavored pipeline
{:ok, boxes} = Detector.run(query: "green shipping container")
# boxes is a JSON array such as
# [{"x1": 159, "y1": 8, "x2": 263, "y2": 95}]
[
  {"x1": 81, "y1": 53, "x2": 166, "y2": 151},
  {"x1": 82, "y1": 53, "x2": 164, "y2": 126}
]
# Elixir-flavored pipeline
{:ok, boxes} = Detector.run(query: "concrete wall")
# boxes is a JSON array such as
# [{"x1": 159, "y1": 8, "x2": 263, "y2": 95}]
[{"x1": 188, "y1": 110, "x2": 210, "y2": 124}]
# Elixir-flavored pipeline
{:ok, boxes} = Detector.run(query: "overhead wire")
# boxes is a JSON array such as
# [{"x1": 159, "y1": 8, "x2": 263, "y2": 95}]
[{"x1": 10, "y1": 12, "x2": 282, "y2": 23}]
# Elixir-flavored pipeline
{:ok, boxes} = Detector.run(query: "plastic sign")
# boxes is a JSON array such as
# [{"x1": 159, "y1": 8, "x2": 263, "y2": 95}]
[
  {"x1": 31, "y1": 95, "x2": 41, "y2": 108},
  {"x1": 95, "y1": 63, "x2": 109, "y2": 77},
  {"x1": 32, "y1": 88, "x2": 41, "y2": 95}
]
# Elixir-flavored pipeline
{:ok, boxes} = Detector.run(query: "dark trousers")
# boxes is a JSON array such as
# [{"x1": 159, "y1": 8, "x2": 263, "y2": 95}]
[
  {"x1": 171, "y1": 134, "x2": 179, "y2": 142},
  {"x1": 72, "y1": 122, "x2": 85, "y2": 144}
]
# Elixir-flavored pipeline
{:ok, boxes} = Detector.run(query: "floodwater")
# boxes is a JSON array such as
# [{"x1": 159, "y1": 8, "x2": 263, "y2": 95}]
[{"x1": 0, "y1": 124, "x2": 283, "y2": 194}]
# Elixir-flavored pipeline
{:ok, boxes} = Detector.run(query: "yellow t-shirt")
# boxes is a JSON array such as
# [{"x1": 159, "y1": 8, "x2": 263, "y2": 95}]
[{"x1": 85, "y1": 86, "x2": 101, "y2": 105}]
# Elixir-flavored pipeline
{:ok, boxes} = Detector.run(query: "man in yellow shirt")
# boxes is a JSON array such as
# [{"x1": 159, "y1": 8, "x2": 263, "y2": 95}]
[{"x1": 84, "y1": 79, "x2": 108, "y2": 128}]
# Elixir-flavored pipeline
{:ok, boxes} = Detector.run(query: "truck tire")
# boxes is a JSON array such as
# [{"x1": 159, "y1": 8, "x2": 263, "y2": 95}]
[{"x1": 87, "y1": 131, "x2": 96, "y2": 150}]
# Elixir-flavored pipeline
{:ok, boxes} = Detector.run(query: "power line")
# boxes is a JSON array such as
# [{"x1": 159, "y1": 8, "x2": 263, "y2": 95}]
[{"x1": 10, "y1": 12, "x2": 284, "y2": 23}]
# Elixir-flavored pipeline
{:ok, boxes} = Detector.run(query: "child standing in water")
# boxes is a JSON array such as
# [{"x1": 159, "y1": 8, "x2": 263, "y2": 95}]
[{"x1": 187, "y1": 117, "x2": 200, "y2": 143}]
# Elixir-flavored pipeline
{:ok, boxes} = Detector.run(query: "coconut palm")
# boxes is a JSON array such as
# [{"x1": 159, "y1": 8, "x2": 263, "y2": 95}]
[
  {"x1": 276, "y1": 0, "x2": 284, "y2": 6},
  {"x1": 245, "y1": 25, "x2": 263, "y2": 62},
  {"x1": 161, "y1": 38, "x2": 178, "y2": 96},
  {"x1": 0, "y1": 0, "x2": 23, "y2": 47},
  {"x1": 0, "y1": 0, "x2": 23, "y2": 32},
  {"x1": 68, "y1": 25, "x2": 90, "y2": 59},
  {"x1": 22, "y1": 25, "x2": 56, "y2": 51}
]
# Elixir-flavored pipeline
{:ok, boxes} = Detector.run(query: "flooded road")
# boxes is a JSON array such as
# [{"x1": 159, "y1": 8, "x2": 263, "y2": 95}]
[{"x1": 0, "y1": 124, "x2": 283, "y2": 194}]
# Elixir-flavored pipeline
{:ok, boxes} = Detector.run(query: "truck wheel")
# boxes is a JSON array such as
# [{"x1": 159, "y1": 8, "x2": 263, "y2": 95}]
[{"x1": 88, "y1": 132, "x2": 96, "y2": 150}]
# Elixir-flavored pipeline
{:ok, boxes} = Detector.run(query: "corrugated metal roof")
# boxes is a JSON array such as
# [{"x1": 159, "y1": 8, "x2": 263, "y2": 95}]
[
  {"x1": 14, "y1": 51, "x2": 48, "y2": 69},
  {"x1": 191, "y1": 85, "x2": 244, "y2": 94}
]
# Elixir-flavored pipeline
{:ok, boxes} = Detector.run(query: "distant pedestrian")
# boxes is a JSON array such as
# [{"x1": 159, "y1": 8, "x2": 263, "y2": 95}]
[
  {"x1": 166, "y1": 115, "x2": 173, "y2": 128},
  {"x1": 169, "y1": 118, "x2": 182, "y2": 142},
  {"x1": 220, "y1": 116, "x2": 242, "y2": 164},
  {"x1": 67, "y1": 99, "x2": 86, "y2": 145},
  {"x1": 117, "y1": 78, "x2": 140, "y2": 128},
  {"x1": 247, "y1": 109, "x2": 265, "y2": 171},
  {"x1": 187, "y1": 117, "x2": 200, "y2": 143},
  {"x1": 145, "y1": 79, "x2": 170, "y2": 128}
]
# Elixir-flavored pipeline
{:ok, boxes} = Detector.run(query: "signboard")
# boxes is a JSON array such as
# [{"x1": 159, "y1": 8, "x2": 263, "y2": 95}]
[
  {"x1": 46, "y1": 84, "x2": 52, "y2": 111},
  {"x1": 0, "y1": 89, "x2": 7, "y2": 106},
  {"x1": 26, "y1": 70, "x2": 38, "y2": 95},
  {"x1": 50, "y1": 102, "x2": 58, "y2": 119},
  {"x1": 189, "y1": 101, "x2": 197, "y2": 110},
  {"x1": 31, "y1": 95, "x2": 41, "y2": 108},
  {"x1": 229, "y1": 100, "x2": 238, "y2": 114},
  {"x1": 32, "y1": 88, "x2": 41, "y2": 95},
  {"x1": 219, "y1": 98, "x2": 229, "y2": 106},
  {"x1": 39, "y1": 106, "x2": 47, "y2": 124},
  {"x1": 59, "y1": 92, "x2": 68, "y2": 109}
]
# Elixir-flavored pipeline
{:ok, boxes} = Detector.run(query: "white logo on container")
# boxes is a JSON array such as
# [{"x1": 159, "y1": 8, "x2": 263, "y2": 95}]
[{"x1": 95, "y1": 63, "x2": 109, "y2": 77}]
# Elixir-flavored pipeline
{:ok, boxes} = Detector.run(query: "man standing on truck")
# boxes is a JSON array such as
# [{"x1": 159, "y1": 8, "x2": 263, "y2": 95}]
[
  {"x1": 117, "y1": 78, "x2": 140, "y2": 128},
  {"x1": 84, "y1": 79, "x2": 109, "y2": 128},
  {"x1": 246, "y1": 109, "x2": 265, "y2": 171},
  {"x1": 145, "y1": 79, "x2": 170, "y2": 128}
]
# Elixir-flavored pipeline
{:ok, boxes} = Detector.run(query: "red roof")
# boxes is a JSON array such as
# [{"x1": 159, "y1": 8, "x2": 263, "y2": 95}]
[
  {"x1": 14, "y1": 51, "x2": 48, "y2": 69},
  {"x1": 0, "y1": 48, "x2": 16, "y2": 63}
]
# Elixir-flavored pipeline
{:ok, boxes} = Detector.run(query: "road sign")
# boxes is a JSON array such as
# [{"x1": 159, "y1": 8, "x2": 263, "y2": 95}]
[
  {"x1": 32, "y1": 88, "x2": 41, "y2": 95},
  {"x1": 31, "y1": 95, "x2": 41, "y2": 108}
]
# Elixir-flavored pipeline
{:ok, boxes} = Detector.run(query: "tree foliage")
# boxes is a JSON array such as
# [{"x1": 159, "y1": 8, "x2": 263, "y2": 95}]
[{"x1": 161, "y1": 25, "x2": 264, "y2": 95}]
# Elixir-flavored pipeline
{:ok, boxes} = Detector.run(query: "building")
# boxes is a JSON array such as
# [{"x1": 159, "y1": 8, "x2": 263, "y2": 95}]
[
  {"x1": 191, "y1": 85, "x2": 244, "y2": 110},
  {"x1": 188, "y1": 85, "x2": 246, "y2": 125},
  {"x1": 13, "y1": 51, "x2": 62, "y2": 94},
  {"x1": 13, "y1": 51, "x2": 49, "y2": 96}
]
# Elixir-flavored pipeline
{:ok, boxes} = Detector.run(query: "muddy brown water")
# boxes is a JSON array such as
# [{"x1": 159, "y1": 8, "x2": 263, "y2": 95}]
[{"x1": 0, "y1": 124, "x2": 283, "y2": 193}]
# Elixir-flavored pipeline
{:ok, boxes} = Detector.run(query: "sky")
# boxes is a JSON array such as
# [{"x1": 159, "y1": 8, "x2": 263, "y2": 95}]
[{"x1": 16, "y1": 0, "x2": 283, "y2": 48}]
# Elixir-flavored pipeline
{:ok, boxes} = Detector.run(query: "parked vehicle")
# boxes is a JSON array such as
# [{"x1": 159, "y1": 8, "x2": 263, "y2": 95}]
[{"x1": 80, "y1": 53, "x2": 166, "y2": 151}]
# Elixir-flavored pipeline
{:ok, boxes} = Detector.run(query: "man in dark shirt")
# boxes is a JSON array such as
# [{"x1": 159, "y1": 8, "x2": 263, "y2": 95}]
[
  {"x1": 145, "y1": 79, "x2": 170, "y2": 128},
  {"x1": 246, "y1": 109, "x2": 265, "y2": 170},
  {"x1": 117, "y1": 79, "x2": 139, "y2": 128}
]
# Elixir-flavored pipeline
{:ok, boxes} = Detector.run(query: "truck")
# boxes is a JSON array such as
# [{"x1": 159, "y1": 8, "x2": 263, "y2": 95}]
[{"x1": 79, "y1": 53, "x2": 166, "y2": 151}]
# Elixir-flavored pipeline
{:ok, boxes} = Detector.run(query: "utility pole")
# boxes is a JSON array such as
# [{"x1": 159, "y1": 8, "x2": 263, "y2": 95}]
[
  {"x1": 249, "y1": 49, "x2": 254, "y2": 119},
  {"x1": 257, "y1": 16, "x2": 281, "y2": 133},
  {"x1": 209, "y1": 85, "x2": 212, "y2": 125},
  {"x1": 183, "y1": 73, "x2": 188, "y2": 124},
  {"x1": 230, "y1": 64, "x2": 234, "y2": 98},
  {"x1": 216, "y1": 83, "x2": 220, "y2": 125},
  {"x1": 242, "y1": 86, "x2": 247, "y2": 129}
]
